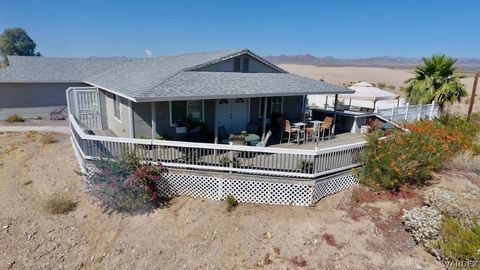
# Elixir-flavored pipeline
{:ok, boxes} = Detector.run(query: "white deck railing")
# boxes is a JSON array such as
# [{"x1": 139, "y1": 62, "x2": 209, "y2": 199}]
[
  {"x1": 376, "y1": 102, "x2": 440, "y2": 123},
  {"x1": 70, "y1": 114, "x2": 366, "y2": 179}
]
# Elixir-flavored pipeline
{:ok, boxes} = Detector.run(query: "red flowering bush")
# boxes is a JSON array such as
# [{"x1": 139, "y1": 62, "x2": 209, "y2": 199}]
[
  {"x1": 86, "y1": 154, "x2": 167, "y2": 213},
  {"x1": 358, "y1": 120, "x2": 466, "y2": 190}
]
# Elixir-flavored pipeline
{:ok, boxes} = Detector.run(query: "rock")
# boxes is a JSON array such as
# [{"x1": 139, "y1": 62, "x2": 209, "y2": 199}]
[
  {"x1": 266, "y1": 232, "x2": 273, "y2": 239},
  {"x1": 7, "y1": 261, "x2": 15, "y2": 269},
  {"x1": 415, "y1": 264, "x2": 423, "y2": 269},
  {"x1": 402, "y1": 206, "x2": 442, "y2": 245}
]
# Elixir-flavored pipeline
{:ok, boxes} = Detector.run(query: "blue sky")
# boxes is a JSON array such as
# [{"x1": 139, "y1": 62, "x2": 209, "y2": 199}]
[{"x1": 0, "y1": 0, "x2": 477, "y2": 58}]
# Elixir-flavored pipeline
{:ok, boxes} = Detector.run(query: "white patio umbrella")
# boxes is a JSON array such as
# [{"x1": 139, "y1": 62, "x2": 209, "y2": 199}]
[{"x1": 342, "y1": 82, "x2": 399, "y2": 109}]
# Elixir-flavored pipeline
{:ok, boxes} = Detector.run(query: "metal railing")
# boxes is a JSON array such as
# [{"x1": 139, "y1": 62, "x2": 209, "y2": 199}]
[{"x1": 70, "y1": 114, "x2": 366, "y2": 179}]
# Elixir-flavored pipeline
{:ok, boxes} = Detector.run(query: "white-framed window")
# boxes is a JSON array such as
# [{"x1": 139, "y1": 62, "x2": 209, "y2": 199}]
[
  {"x1": 259, "y1": 97, "x2": 283, "y2": 118},
  {"x1": 170, "y1": 100, "x2": 204, "y2": 126},
  {"x1": 113, "y1": 94, "x2": 121, "y2": 122}
]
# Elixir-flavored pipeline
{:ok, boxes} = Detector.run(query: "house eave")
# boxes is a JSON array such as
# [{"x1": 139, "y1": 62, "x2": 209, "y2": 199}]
[{"x1": 134, "y1": 90, "x2": 355, "y2": 103}]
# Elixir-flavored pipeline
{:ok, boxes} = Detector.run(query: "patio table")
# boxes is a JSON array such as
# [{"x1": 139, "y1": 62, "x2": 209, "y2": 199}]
[
  {"x1": 293, "y1": 122, "x2": 306, "y2": 145},
  {"x1": 309, "y1": 120, "x2": 323, "y2": 141}
]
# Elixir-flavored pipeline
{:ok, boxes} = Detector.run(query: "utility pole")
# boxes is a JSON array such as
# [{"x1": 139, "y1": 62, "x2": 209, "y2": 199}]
[{"x1": 467, "y1": 72, "x2": 479, "y2": 119}]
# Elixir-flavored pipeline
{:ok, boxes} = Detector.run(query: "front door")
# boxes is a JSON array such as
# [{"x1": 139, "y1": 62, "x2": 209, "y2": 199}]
[
  {"x1": 216, "y1": 98, "x2": 249, "y2": 134},
  {"x1": 74, "y1": 88, "x2": 102, "y2": 130}
]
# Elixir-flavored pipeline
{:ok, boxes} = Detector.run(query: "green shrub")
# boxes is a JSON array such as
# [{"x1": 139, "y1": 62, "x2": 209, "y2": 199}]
[
  {"x1": 240, "y1": 130, "x2": 248, "y2": 137},
  {"x1": 435, "y1": 217, "x2": 480, "y2": 265},
  {"x1": 437, "y1": 114, "x2": 480, "y2": 151},
  {"x1": 86, "y1": 154, "x2": 167, "y2": 213},
  {"x1": 358, "y1": 121, "x2": 464, "y2": 190},
  {"x1": 5, "y1": 114, "x2": 24, "y2": 123},
  {"x1": 226, "y1": 194, "x2": 238, "y2": 212}
]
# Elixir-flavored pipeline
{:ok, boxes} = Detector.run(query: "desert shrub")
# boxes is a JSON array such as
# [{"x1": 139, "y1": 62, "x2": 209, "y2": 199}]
[
  {"x1": 43, "y1": 194, "x2": 77, "y2": 214},
  {"x1": 40, "y1": 133, "x2": 57, "y2": 144},
  {"x1": 5, "y1": 114, "x2": 24, "y2": 123},
  {"x1": 437, "y1": 114, "x2": 480, "y2": 153},
  {"x1": 86, "y1": 154, "x2": 167, "y2": 213},
  {"x1": 358, "y1": 121, "x2": 464, "y2": 190},
  {"x1": 225, "y1": 194, "x2": 238, "y2": 212},
  {"x1": 425, "y1": 188, "x2": 480, "y2": 225},
  {"x1": 435, "y1": 217, "x2": 480, "y2": 266}
]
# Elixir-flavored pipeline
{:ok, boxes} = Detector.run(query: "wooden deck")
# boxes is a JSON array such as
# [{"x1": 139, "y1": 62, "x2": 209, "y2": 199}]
[{"x1": 268, "y1": 133, "x2": 366, "y2": 150}]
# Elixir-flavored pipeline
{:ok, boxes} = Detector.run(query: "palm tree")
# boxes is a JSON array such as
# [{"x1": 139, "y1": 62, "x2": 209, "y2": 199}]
[{"x1": 404, "y1": 54, "x2": 466, "y2": 111}]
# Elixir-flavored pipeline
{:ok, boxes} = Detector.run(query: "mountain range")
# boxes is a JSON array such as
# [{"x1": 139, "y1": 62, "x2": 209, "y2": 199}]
[{"x1": 265, "y1": 54, "x2": 480, "y2": 71}]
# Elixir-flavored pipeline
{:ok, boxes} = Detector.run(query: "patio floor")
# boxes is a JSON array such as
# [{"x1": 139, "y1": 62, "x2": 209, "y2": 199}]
[{"x1": 268, "y1": 132, "x2": 366, "y2": 150}]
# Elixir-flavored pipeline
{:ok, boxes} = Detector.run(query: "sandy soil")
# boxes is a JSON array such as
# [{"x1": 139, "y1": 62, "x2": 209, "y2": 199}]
[
  {"x1": 279, "y1": 64, "x2": 479, "y2": 114},
  {"x1": 0, "y1": 131, "x2": 444, "y2": 269}
]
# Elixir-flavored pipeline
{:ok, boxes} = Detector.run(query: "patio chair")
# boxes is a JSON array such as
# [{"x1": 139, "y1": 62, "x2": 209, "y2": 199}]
[
  {"x1": 281, "y1": 120, "x2": 301, "y2": 143},
  {"x1": 256, "y1": 130, "x2": 272, "y2": 147},
  {"x1": 320, "y1": 117, "x2": 333, "y2": 141},
  {"x1": 305, "y1": 121, "x2": 321, "y2": 142}
]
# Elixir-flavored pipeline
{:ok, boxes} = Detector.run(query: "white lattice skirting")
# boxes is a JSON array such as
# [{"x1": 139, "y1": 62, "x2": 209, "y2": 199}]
[{"x1": 156, "y1": 169, "x2": 358, "y2": 206}]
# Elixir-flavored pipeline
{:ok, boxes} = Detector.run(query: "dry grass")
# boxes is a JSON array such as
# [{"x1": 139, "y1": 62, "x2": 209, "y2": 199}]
[
  {"x1": 451, "y1": 151, "x2": 480, "y2": 174},
  {"x1": 40, "y1": 134, "x2": 57, "y2": 144},
  {"x1": 5, "y1": 114, "x2": 24, "y2": 123},
  {"x1": 43, "y1": 194, "x2": 77, "y2": 215}
]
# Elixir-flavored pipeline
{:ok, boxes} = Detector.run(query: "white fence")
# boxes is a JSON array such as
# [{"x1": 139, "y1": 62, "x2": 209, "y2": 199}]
[
  {"x1": 376, "y1": 102, "x2": 440, "y2": 123},
  {"x1": 70, "y1": 114, "x2": 366, "y2": 179}
]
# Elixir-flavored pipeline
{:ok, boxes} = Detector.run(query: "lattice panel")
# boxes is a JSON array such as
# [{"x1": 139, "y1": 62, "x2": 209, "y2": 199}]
[
  {"x1": 157, "y1": 172, "x2": 314, "y2": 206},
  {"x1": 156, "y1": 173, "x2": 220, "y2": 200},
  {"x1": 223, "y1": 179, "x2": 312, "y2": 206},
  {"x1": 312, "y1": 172, "x2": 358, "y2": 203}
]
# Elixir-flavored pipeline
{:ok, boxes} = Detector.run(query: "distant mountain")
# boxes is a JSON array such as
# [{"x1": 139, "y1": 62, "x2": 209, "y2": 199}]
[{"x1": 265, "y1": 55, "x2": 480, "y2": 71}]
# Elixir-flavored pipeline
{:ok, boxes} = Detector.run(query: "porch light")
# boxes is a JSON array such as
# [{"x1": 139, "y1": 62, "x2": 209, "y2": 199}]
[
  {"x1": 219, "y1": 99, "x2": 229, "y2": 104},
  {"x1": 235, "y1": 98, "x2": 245, "y2": 103}
]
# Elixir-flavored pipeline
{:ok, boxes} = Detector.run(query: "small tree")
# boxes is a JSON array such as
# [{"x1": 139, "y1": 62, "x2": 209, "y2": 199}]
[
  {"x1": 404, "y1": 54, "x2": 466, "y2": 111},
  {"x1": 0, "y1": 27, "x2": 41, "y2": 56}
]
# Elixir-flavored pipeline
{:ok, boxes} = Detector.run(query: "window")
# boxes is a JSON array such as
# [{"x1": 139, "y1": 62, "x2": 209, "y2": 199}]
[
  {"x1": 271, "y1": 96, "x2": 283, "y2": 114},
  {"x1": 113, "y1": 94, "x2": 121, "y2": 121},
  {"x1": 233, "y1": 57, "x2": 241, "y2": 72},
  {"x1": 170, "y1": 100, "x2": 204, "y2": 126},
  {"x1": 259, "y1": 97, "x2": 283, "y2": 119},
  {"x1": 242, "y1": 58, "x2": 249, "y2": 72}
]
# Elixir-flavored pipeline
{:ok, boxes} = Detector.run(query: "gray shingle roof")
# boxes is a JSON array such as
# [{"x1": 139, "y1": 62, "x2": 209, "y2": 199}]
[
  {"x1": 0, "y1": 48, "x2": 354, "y2": 100},
  {"x1": 0, "y1": 56, "x2": 131, "y2": 82},
  {"x1": 137, "y1": 71, "x2": 354, "y2": 101},
  {"x1": 85, "y1": 48, "x2": 283, "y2": 97}
]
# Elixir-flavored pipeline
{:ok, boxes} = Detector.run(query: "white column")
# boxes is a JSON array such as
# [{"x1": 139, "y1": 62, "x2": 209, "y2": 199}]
[
  {"x1": 128, "y1": 100, "x2": 134, "y2": 138},
  {"x1": 390, "y1": 106, "x2": 395, "y2": 121},
  {"x1": 214, "y1": 100, "x2": 218, "y2": 144},
  {"x1": 332, "y1": 94, "x2": 338, "y2": 136},
  {"x1": 151, "y1": 102, "x2": 156, "y2": 139},
  {"x1": 261, "y1": 97, "x2": 268, "y2": 141}
]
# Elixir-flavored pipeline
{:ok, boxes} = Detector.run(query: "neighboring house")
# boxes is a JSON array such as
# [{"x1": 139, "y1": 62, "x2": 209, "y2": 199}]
[
  {"x1": 0, "y1": 56, "x2": 130, "y2": 119},
  {"x1": 66, "y1": 48, "x2": 353, "y2": 142}
]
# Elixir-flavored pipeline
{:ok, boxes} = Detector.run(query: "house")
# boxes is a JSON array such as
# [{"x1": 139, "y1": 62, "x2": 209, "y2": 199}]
[
  {"x1": 67, "y1": 48, "x2": 354, "y2": 143},
  {"x1": 66, "y1": 48, "x2": 367, "y2": 206},
  {"x1": 0, "y1": 56, "x2": 131, "y2": 119}
]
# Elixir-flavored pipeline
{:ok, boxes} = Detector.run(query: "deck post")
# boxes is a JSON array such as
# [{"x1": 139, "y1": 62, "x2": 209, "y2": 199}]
[
  {"x1": 417, "y1": 104, "x2": 422, "y2": 120},
  {"x1": 261, "y1": 97, "x2": 268, "y2": 141},
  {"x1": 151, "y1": 102, "x2": 156, "y2": 139},
  {"x1": 429, "y1": 101, "x2": 435, "y2": 120},
  {"x1": 332, "y1": 94, "x2": 338, "y2": 136},
  {"x1": 302, "y1": 95, "x2": 306, "y2": 122},
  {"x1": 390, "y1": 106, "x2": 395, "y2": 121},
  {"x1": 405, "y1": 103, "x2": 409, "y2": 121}
]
